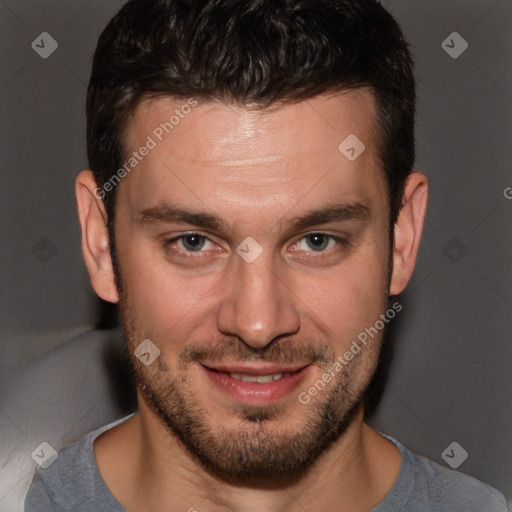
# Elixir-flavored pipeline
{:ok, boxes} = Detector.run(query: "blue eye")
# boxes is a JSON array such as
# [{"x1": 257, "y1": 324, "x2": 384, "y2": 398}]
[
  {"x1": 164, "y1": 232, "x2": 344, "y2": 259},
  {"x1": 294, "y1": 233, "x2": 338, "y2": 252},
  {"x1": 179, "y1": 234, "x2": 207, "y2": 251},
  {"x1": 305, "y1": 234, "x2": 330, "y2": 251},
  {"x1": 166, "y1": 234, "x2": 216, "y2": 253}
]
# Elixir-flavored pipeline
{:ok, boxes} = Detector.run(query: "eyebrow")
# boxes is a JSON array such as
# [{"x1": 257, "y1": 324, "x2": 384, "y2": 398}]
[
  {"x1": 287, "y1": 202, "x2": 371, "y2": 232},
  {"x1": 136, "y1": 204, "x2": 228, "y2": 232},
  {"x1": 135, "y1": 201, "x2": 371, "y2": 233}
]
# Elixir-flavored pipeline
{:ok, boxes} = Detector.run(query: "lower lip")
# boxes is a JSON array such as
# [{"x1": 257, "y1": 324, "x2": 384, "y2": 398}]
[{"x1": 199, "y1": 364, "x2": 311, "y2": 405}]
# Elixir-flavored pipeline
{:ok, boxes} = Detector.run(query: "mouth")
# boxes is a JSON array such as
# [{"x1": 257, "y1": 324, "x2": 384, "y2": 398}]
[{"x1": 198, "y1": 363, "x2": 312, "y2": 404}]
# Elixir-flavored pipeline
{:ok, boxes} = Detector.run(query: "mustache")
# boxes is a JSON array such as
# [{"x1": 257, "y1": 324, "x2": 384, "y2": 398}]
[{"x1": 179, "y1": 338, "x2": 335, "y2": 368}]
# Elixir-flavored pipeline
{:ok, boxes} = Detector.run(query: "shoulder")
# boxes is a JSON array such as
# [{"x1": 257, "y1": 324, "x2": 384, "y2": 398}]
[
  {"x1": 413, "y1": 452, "x2": 507, "y2": 509},
  {"x1": 24, "y1": 415, "x2": 133, "y2": 512},
  {"x1": 24, "y1": 433, "x2": 93, "y2": 511},
  {"x1": 398, "y1": 436, "x2": 508, "y2": 512},
  {"x1": 382, "y1": 436, "x2": 509, "y2": 511}
]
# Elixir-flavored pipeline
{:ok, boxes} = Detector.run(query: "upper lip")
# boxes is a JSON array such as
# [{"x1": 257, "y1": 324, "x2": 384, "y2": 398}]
[{"x1": 200, "y1": 363, "x2": 310, "y2": 375}]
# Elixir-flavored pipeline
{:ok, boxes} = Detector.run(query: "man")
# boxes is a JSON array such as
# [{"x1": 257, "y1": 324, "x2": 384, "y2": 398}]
[{"x1": 24, "y1": 0, "x2": 508, "y2": 510}]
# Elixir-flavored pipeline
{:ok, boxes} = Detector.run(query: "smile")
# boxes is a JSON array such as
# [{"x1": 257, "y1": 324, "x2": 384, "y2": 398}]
[{"x1": 199, "y1": 364, "x2": 312, "y2": 404}]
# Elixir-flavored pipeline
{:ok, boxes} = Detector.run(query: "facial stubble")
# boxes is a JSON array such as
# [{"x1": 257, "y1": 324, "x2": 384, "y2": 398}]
[{"x1": 119, "y1": 298, "x2": 385, "y2": 487}]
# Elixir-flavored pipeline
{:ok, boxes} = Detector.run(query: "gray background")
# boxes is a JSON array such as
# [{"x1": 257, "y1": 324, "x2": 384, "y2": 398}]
[{"x1": 1, "y1": 0, "x2": 511, "y2": 510}]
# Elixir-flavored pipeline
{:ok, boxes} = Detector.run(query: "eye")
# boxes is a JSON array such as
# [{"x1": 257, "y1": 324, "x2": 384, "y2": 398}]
[
  {"x1": 167, "y1": 233, "x2": 216, "y2": 252},
  {"x1": 291, "y1": 233, "x2": 340, "y2": 253}
]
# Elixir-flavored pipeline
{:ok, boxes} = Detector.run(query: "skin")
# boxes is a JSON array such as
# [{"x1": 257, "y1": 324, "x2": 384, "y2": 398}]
[{"x1": 76, "y1": 89, "x2": 428, "y2": 512}]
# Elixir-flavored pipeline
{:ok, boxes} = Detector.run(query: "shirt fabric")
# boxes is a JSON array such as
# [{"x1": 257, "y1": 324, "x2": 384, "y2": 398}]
[{"x1": 24, "y1": 415, "x2": 509, "y2": 511}]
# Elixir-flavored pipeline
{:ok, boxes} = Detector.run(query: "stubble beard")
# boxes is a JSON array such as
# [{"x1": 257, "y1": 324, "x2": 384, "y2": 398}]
[{"x1": 119, "y1": 299, "x2": 384, "y2": 487}]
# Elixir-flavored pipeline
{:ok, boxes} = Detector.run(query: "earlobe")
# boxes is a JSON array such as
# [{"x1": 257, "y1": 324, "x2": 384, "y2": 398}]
[
  {"x1": 389, "y1": 172, "x2": 428, "y2": 296},
  {"x1": 75, "y1": 170, "x2": 119, "y2": 303}
]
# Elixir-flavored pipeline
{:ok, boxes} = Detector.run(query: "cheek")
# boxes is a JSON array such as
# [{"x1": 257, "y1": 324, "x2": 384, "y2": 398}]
[
  {"x1": 117, "y1": 238, "x2": 222, "y2": 335},
  {"x1": 296, "y1": 245, "x2": 389, "y2": 348}
]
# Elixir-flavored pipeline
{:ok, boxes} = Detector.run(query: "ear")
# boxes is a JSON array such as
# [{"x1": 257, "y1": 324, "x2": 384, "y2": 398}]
[
  {"x1": 389, "y1": 172, "x2": 428, "y2": 296},
  {"x1": 75, "y1": 170, "x2": 119, "y2": 303}
]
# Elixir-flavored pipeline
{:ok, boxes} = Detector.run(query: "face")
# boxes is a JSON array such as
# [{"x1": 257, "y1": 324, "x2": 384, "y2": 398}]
[{"x1": 113, "y1": 91, "x2": 391, "y2": 484}]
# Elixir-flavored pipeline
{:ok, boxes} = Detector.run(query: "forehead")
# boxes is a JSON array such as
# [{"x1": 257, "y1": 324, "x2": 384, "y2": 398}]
[
  {"x1": 124, "y1": 90, "x2": 378, "y2": 158},
  {"x1": 118, "y1": 90, "x2": 386, "y2": 222}
]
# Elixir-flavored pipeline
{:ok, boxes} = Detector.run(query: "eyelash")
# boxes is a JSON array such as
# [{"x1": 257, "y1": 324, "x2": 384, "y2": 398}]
[{"x1": 163, "y1": 232, "x2": 347, "y2": 257}]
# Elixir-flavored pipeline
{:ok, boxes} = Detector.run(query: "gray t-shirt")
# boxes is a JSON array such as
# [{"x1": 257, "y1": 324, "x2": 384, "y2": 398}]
[{"x1": 24, "y1": 415, "x2": 509, "y2": 511}]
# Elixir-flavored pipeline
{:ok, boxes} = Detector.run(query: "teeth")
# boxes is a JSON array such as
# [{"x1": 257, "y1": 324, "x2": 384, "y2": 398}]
[{"x1": 229, "y1": 373, "x2": 283, "y2": 383}]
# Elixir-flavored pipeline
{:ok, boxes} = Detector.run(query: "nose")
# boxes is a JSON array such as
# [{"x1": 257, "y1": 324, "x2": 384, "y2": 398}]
[{"x1": 216, "y1": 251, "x2": 300, "y2": 349}]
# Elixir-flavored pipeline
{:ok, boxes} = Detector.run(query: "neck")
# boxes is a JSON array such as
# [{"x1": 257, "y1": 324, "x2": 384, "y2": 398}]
[{"x1": 94, "y1": 399, "x2": 401, "y2": 512}]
